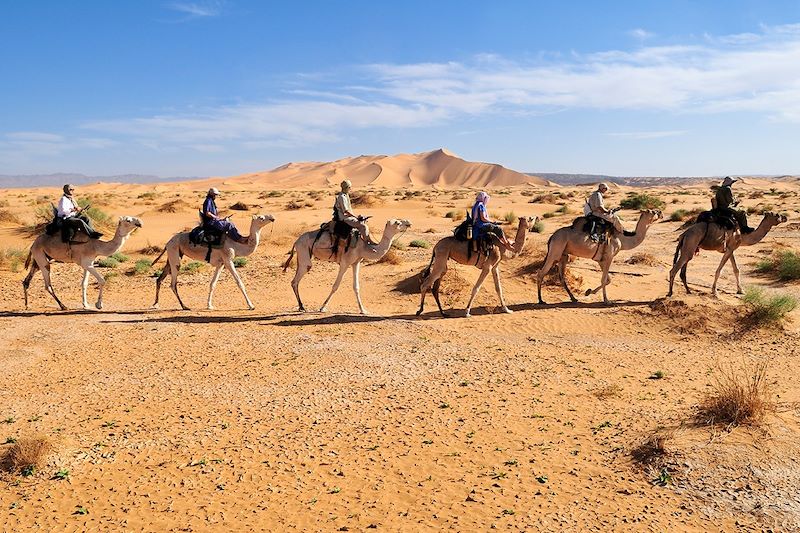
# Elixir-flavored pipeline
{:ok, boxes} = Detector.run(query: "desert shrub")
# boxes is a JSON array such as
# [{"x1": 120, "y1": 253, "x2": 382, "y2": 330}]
[
  {"x1": 233, "y1": 257, "x2": 247, "y2": 268},
  {"x1": 95, "y1": 257, "x2": 119, "y2": 268},
  {"x1": 0, "y1": 210, "x2": 23, "y2": 225},
  {"x1": 619, "y1": 193, "x2": 666, "y2": 210},
  {"x1": 742, "y1": 286, "x2": 798, "y2": 326},
  {"x1": 286, "y1": 200, "x2": 303, "y2": 210},
  {"x1": 532, "y1": 220, "x2": 545, "y2": 233},
  {"x1": 158, "y1": 199, "x2": 191, "y2": 213},
  {"x1": 556, "y1": 204, "x2": 572, "y2": 214},
  {"x1": 137, "y1": 191, "x2": 157, "y2": 200},
  {"x1": 1, "y1": 435, "x2": 53, "y2": 474},
  {"x1": 756, "y1": 250, "x2": 800, "y2": 281},
  {"x1": 529, "y1": 193, "x2": 559, "y2": 204},
  {"x1": 132, "y1": 259, "x2": 153, "y2": 275},
  {"x1": 77, "y1": 199, "x2": 113, "y2": 229},
  {"x1": 445, "y1": 210, "x2": 465, "y2": 221},
  {"x1": 181, "y1": 261, "x2": 205, "y2": 274},
  {"x1": 110, "y1": 252, "x2": 128, "y2": 263},
  {"x1": 670, "y1": 209, "x2": 689, "y2": 222},
  {"x1": 138, "y1": 244, "x2": 163, "y2": 255},
  {"x1": 374, "y1": 248, "x2": 403, "y2": 265},
  {"x1": 230, "y1": 201, "x2": 249, "y2": 211},
  {"x1": 625, "y1": 252, "x2": 660, "y2": 266},
  {"x1": 0, "y1": 199, "x2": 9, "y2": 207},
  {"x1": 350, "y1": 192, "x2": 383, "y2": 207},
  {"x1": 391, "y1": 240, "x2": 408, "y2": 251},
  {"x1": 409, "y1": 239, "x2": 430, "y2": 249},
  {"x1": 260, "y1": 190, "x2": 285, "y2": 198},
  {"x1": 542, "y1": 211, "x2": 557, "y2": 219},
  {"x1": 0, "y1": 248, "x2": 27, "y2": 273},
  {"x1": 503, "y1": 211, "x2": 517, "y2": 224},
  {"x1": 696, "y1": 361, "x2": 773, "y2": 427}
]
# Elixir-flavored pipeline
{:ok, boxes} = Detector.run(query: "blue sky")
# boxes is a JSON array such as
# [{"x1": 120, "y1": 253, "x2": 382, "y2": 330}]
[{"x1": 2, "y1": 1, "x2": 800, "y2": 177}]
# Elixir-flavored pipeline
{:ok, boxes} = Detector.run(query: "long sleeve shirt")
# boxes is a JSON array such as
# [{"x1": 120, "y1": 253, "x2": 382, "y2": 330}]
[
  {"x1": 57, "y1": 195, "x2": 79, "y2": 218},
  {"x1": 715, "y1": 185, "x2": 736, "y2": 209}
]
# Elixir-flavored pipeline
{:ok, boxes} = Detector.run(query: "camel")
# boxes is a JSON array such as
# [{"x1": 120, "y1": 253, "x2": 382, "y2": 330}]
[
  {"x1": 283, "y1": 218, "x2": 412, "y2": 314},
  {"x1": 22, "y1": 216, "x2": 143, "y2": 310},
  {"x1": 151, "y1": 214, "x2": 275, "y2": 310},
  {"x1": 537, "y1": 210, "x2": 662, "y2": 304},
  {"x1": 416, "y1": 216, "x2": 538, "y2": 318},
  {"x1": 667, "y1": 211, "x2": 787, "y2": 297}
]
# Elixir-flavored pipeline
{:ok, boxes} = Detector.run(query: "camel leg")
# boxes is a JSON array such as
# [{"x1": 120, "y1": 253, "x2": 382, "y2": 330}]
[
  {"x1": 41, "y1": 263, "x2": 67, "y2": 311},
  {"x1": 537, "y1": 238, "x2": 567, "y2": 304},
  {"x1": 492, "y1": 264, "x2": 512, "y2": 313},
  {"x1": 668, "y1": 236, "x2": 697, "y2": 297},
  {"x1": 84, "y1": 265, "x2": 106, "y2": 309},
  {"x1": 22, "y1": 261, "x2": 40, "y2": 310},
  {"x1": 152, "y1": 260, "x2": 170, "y2": 309},
  {"x1": 558, "y1": 255, "x2": 577, "y2": 303},
  {"x1": 680, "y1": 263, "x2": 691, "y2": 295},
  {"x1": 729, "y1": 254, "x2": 743, "y2": 294},
  {"x1": 290, "y1": 243, "x2": 313, "y2": 312},
  {"x1": 206, "y1": 264, "x2": 223, "y2": 310},
  {"x1": 418, "y1": 256, "x2": 448, "y2": 317},
  {"x1": 711, "y1": 248, "x2": 734, "y2": 297},
  {"x1": 600, "y1": 263, "x2": 613, "y2": 304},
  {"x1": 431, "y1": 278, "x2": 448, "y2": 317},
  {"x1": 168, "y1": 259, "x2": 189, "y2": 311},
  {"x1": 352, "y1": 260, "x2": 368, "y2": 315},
  {"x1": 81, "y1": 270, "x2": 91, "y2": 309},
  {"x1": 224, "y1": 259, "x2": 254, "y2": 310},
  {"x1": 464, "y1": 266, "x2": 492, "y2": 318},
  {"x1": 586, "y1": 272, "x2": 613, "y2": 297},
  {"x1": 320, "y1": 262, "x2": 350, "y2": 313}
]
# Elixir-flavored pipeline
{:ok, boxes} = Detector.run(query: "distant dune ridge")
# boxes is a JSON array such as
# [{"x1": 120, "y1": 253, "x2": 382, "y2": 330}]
[{"x1": 223, "y1": 148, "x2": 550, "y2": 189}]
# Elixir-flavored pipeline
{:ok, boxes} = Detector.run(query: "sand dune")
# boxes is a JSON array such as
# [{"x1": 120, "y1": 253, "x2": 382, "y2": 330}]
[{"x1": 224, "y1": 148, "x2": 549, "y2": 189}]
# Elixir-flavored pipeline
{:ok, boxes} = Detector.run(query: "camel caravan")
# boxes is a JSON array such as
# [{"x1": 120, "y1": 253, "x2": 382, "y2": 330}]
[{"x1": 20, "y1": 177, "x2": 787, "y2": 315}]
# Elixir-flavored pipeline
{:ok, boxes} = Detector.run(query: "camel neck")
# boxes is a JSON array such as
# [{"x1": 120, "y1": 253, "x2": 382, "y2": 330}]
[
  {"x1": 362, "y1": 228, "x2": 396, "y2": 260},
  {"x1": 231, "y1": 221, "x2": 262, "y2": 254},
  {"x1": 741, "y1": 217, "x2": 774, "y2": 246},
  {"x1": 95, "y1": 225, "x2": 129, "y2": 256},
  {"x1": 618, "y1": 214, "x2": 650, "y2": 250},
  {"x1": 510, "y1": 221, "x2": 528, "y2": 254}
]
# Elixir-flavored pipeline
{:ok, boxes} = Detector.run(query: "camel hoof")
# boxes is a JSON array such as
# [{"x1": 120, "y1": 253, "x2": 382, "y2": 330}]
[
  {"x1": 319, "y1": 307, "x2": 327, "y2": 313},
  {"x1": 151, "y1": 303, "x2": 160, "y2": 309},
  {"x1": 83, "y1": 304, "x2": 91, "y2": 310},
  {"x1": 415, "y1": 309, "x2": 423, "y2": 316},
  {"x1": 538, "y1": 299, "x2": 546, "y2": 305},
  {"x1": 360, "y1": 310, "x2": 370, "y2": 316},
  {"x1": 502, "y1": 306, "x2": 513, "y2": 314},
  {"x1": 95, "y1": 302, "x2": 103, "y2": 310},
  {"x1": 464, "y1": 311, "x2": 472, "y2": 318},
  {"x1": 584, "y1": 289, "x2": 592, "y2": 296},
  {"x1": 440, "y1": 311, "x2": 451, "y2": 318},
  {"x1": 248, "y1": 305, "x2": 255, "y2": 311},
  {"x1": 181, "y1": 306, "x2": 191, "y2": 311},
  {"x1": 207, "y1": 305, "x2": 215, "y2": 311},
  {"x1": 569, "y1": 297, "x2": 578, "y2": 303},
  {"x1": 736, "y1": 289, "x2": 744, "y2": 295}
]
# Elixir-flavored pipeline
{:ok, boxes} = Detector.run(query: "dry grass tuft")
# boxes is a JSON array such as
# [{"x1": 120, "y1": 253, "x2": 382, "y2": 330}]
[
  {"x1": 373, "y1": 248, "x2": 403, "y2": 265},
  {"x1": 696, "y1": 361, "x2": 774, "y2": 427},
  {"x1": 631, "y1": 429, "x2": 674, "y2": 468},
  {"x1": 1, "y1": 435, "x2": 54, "y2": 474},
  {"x1": 0, "y1": 210, "x2": 23, "y2": 225},
  {"x1": 394, "y1": 267, "x2": 469, "y2": 298},
  {"x1": 625, "y1": 252, "x2": 661, "y2": 266},
  {"x1": 593, "y1": 384, "x2": 622, "y2": 399},
  {"x1": 230, "y1": 201, "x2": 249, "y2": 211},
  {"x1": 350, "y1": 192, "x2": 384, "y2": 208},
  {"x1": 158, "y1": 199, "x2": 191, "y2": 213},
  {"x1": 286, "y1": 200, "x2": 304, "y2": 210},
  {"x1": 138, "y1": 244, "x2": 163, "y2": 255},
  {"x1": 648, "y1": 298, "x2": 718, "y2": 335}
]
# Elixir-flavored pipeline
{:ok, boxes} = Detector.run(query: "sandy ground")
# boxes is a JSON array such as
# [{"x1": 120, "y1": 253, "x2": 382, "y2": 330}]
[{"x1": 1, "y1": 181, "x2": 799, "y2": 531}]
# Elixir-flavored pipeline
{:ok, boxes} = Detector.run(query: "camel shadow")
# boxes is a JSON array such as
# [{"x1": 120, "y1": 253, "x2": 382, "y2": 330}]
[
  {"x1": 0, "y1": 309, "x2": 156, "y2": 318},
  {"x1": 272, "y1": 313, "x2": 423, "y2": 327},
  {"x1": 100, "y1": 311, "x2": 299, "y2": 325},
  {"x1": 521, "y1": 299, "x2": 653, "y2": 310}
]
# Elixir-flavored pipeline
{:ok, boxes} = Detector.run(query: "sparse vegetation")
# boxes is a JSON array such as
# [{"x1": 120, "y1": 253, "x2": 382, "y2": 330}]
[
  {"x1": 233, "y1": 257, "x2": 248, "y2": 268},
  {"x1": 409, "y1": 239, "x2": 430, "y2": 249},
  {"x1": 503, "y1": 211, "x2": 517, "y2": 224},
  {"x1": 95, "y1": 257, "x2": 119, "y2": 268},
  {"x1": 110, "y1": 252, "x2": 128, "y2": 263},
  {"x1": 138, "y1": 243, "x2": 162, "y2": 255},
  {"x1": 445, "y1": 210, "x2": 465, "y2": 221},
  {"x1": 286, "y1": 200, "x2": 303, "y2": 210},
  {"x1": 625, "y1": 252, "x2": 660, "y2": 266},
  {"x1": 532, "y1": 220, "x2": 545, "y2": 233},
  {"x1": 741, "y1": 286, "x2": 798, "y2": 326},
  {"x1": 391, "y1": 240, "x2": 408, "y2": 251},
  {"x1": 619, "y1": 193, "x2": 666, "y2": 210},
  {"x1": 696, "y1": 361, "x2": 773, "y2": 427},
  {"x1": 374, "y1": 248, "x2": 403, "y2": 265},
  {"x1": 181, "y1": 261, "x2": 205, "y2": 274},
  {"x1": 0, "y1": 248, "x2": 27, "y2": 273},
  {"x1": 756, "y1": 250, "x2": 800, "y2": 281},
  {"x1": 0, "y1": 210, "x2": 23, "y2": 225},
  {"x1": 230, "y1": 201, "x2": 249, "y2": 211},
  {"x1": 0, "y1": 435, "x2": 53, "y2": 474},
  {"x1": 132, "y1": 259, "x2": 153, "y2": 276}
]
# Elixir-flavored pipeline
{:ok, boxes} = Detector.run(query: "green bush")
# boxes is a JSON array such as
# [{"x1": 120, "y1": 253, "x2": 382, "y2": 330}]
[
  {"x1": 742, "y1": 286, "x2": 798, "y2": 326},
  {"x1": 391, "y1": 240, "x2": 408, "y2": 251},
  {"x1": 233, "y1": 257, "x2": 248, "y2": 268},
  {"x1": 756, "y1": 250, "x2": 800, "y2": 281},
  {"x1": 96, "y1": 257, "x2": 119, "y2": 268},
  {"x1": 0, "y1": 248, "x2": 27, "y2": 273},
  {"x1": 110, "y1": 252, "x2": 128, "y2": 263},
  {"x1": 542, "y1": 211, "x2": 557, "y2": 219},
  {"x1": 556, "y1": 204, "x2": 572, "y2": 214},
  {"x1": 77, "y1": 199, "x2": 112, "y2": 229},
  {"x1": 670, "y1": 209, "x2": 689, "y2": 222},
  {"x1": 181, "y1": 261, "x2": 205, "y2": 274},
  {"x1": 445, "y1": 210, "x2": 465, "y2": 221},
  {"x1": 409, "y1": 239, "x2": 431, "y2": 249},
  {"x1": 619, "y1": 193, "x2": 666, "y2": 210},
  {"x1": 133, "y1": 259, "x2": 153, "y2": 275},
  {"x1": 503, "y1": 211, "x2": 517, "y2": 224},
  {"x1": 532, "y1": 220, "x2": 545, "y2": 233}
]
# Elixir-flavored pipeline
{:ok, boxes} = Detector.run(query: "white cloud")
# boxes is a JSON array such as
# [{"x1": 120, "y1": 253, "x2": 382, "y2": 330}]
[
  {"x1": 628, "y1": 28, "x2": 655, "y2": 40},
  {"x1": 166, "y1": 1, "x2": 223, "y2": 18}
]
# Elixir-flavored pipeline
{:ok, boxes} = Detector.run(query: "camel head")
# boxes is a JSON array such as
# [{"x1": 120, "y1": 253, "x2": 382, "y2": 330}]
[
  {"x1": 519, "y1": 215, "x2": 539, "y2": 233},
  {"x1": 640, "y1": 209, "x2": 663, "y2": 226},
  {"x1": 119, "y1": 216, "x2": 143, "y2": 234},
  {"x1": 251, "y1": 214, "x2": 276, "y2": 229},
  {"x1": 383, "y1": 219, "x2": 412, "y2": 237},
  {"x1": 762, "y1": 211, "x2": 788, "y2": 228}
]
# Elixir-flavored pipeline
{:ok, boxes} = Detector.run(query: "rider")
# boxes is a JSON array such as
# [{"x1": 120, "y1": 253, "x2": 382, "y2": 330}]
[
  {"x1": 202, "y1": 187, "x2": 246, "y2": 243},
  {"x1": 714, "y1": 177, "x2": 753, "y2": 233},
  {"x1": 57, "y1": 184, "x2": 103, "y2": 240},
  {"x1": 584, "y1": 183, "x2": 625, "y2": 233},
  {"x1": 471, "y1": 191, "x2": 513, "y2": 249},
  {"x1": 334, "y1": 179, "x2": 376, "y2": 245}
]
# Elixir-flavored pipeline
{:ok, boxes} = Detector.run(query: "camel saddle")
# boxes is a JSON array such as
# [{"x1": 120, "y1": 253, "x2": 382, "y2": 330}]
[
  {"x1": 43, "y1": 205, "x2": 98, "y2": 244},
  {"x1": 573, "y1": 215, "x2": 636, "y2": 244},
  {"x1": 696, "y1": 208, "x2": 737, "y2": 231},
  {"x1": 189, "y1": 225, "x2": 224, "y2": 262},
  {"x1": 453, "y1": 213, "x2": 496, "y2": 261},
  {"x1": 316, "y1": 220, "x2": 359, "y2": 254}
]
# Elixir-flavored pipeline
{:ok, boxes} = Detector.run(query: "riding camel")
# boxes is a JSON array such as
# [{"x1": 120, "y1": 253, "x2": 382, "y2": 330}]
[
  {"x1": 537, "y1": 209, "x2": 662, "y2": 304},
  {"x1": 417, "y1": 216, "x2": 538, "y2": 318},
  {"x1": 667, "y1": 211, "x2": 787, "y2": 297},
  {"x1": 283, "y1": 218, "x2": 412, "y2": 314},
  {"x1": 151, "y1": 214, "x2": 275, "y2": 310},
  {"x1": 22, "y1": 216, "x2": 143, "y2": 310}
]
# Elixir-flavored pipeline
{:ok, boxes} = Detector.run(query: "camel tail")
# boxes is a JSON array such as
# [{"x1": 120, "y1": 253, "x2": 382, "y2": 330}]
[
  {"x1": 24, "y1": 249, "x2": 32, "y2": 269},
  {"x1": 282, "y1": 245, "x2": 296, "y2": 272},
  {"x1": 421, "y1": 249, "x2": 436, "y2": 280},
  {"x1": 672, "y1": 233, "x2": 684, "y2": 266},
  {"x1": 150, "y1": 248, "x2": 167, "y2": 267}
]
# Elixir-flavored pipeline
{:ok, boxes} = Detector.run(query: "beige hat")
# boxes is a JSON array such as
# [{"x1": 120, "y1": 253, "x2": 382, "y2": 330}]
[
  {"x1": 598, "y1": 182, "x2": 609, "y2": 191},
  {"x1": 208, "y1": 187, "x2": 220, "y2": 196},
  {"x1": 340, "y1": 179, "x2": 352, "y2": 191}
]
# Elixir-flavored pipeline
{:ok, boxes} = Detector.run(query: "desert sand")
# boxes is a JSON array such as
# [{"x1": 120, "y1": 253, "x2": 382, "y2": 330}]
[{"x1": 1, "y1": 152, "x2": 799, "y2": 531}]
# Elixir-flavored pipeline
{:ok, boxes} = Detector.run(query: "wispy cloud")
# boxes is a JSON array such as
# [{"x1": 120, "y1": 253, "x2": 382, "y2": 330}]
[
  {"x1": 57, "y1": 22, "x2": 800, "y2": 154},
  {"x1": 166, "y1": 1, "x2": 224, "y2": 19},
  {"x1": 606, "y1": 130, "x2": 686, "y2": 139},
  {"x1": 628, "y1": 28, "x2": 655, "y2": 40}
]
